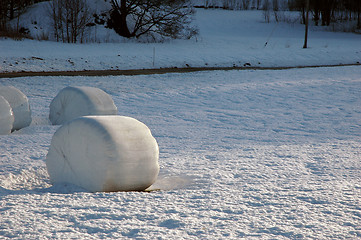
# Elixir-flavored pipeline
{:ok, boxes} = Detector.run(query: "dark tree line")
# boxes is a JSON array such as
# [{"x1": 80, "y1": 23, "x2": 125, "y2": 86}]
[
  {"x1": 289, "y1": 0, "x2": 361, "y2": 28},
  {"x1": 0, "y1": 0, "x2": 45, "y2": 31},
  {"x1": 1, "y1": 0, "x2": 197, "y2": 42}
]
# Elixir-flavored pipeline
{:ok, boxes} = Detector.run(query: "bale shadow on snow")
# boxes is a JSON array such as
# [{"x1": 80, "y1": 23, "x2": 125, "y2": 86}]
[{"x1": 0, "y1": 169, "x2": 195, "y2": 195}]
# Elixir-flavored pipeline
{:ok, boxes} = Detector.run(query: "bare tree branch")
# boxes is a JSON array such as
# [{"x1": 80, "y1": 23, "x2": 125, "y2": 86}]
[{"x1": 107, "y1": 0, "x2": 197, "y2": 42}]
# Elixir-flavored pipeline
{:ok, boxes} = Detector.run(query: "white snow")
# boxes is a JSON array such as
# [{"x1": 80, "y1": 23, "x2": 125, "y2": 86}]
[
  {"x1": 1, "y1": 67, "x2": 360, "y2": 239},
  {"x1": 0, "y1": 86, "x2": 32, "y2": 131},
  {"x1": 1, "y1": 9, "x2": 360, "y2": 73},
  {"x1": 46, "y1": 115, "x2": 159, "y2": 192},
  {"x1": 0, "y1": 7, "x2": 361, "y2": 240},
  {"x1": 49, "y1": 86, "x2": 117, "y2": 125},
  {"x1": 0, "y1": 96, "x2": 14, "y2": 135}
]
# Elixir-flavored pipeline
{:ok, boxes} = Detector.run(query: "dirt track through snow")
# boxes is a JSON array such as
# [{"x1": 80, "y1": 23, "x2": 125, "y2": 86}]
[{"x1": 1, "y1": 63, "x2": 360, "y2": 78}]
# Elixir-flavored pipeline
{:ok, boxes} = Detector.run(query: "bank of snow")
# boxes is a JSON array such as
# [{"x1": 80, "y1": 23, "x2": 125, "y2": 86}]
[{"x1": 1, "y1": 9, "x2": 361, "y2": 73}]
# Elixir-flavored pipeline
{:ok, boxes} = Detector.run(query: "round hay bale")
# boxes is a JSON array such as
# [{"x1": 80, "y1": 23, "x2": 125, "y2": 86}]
[
  {"x1": 46, "y1": 116, "x2": 159, "y2": 192},
  {"x1": 0, "y1": 86, "x2": 32, "y2": 131},
  {"x1": 49, "y1": 86, "x2": 117, "y2": 125},
  {"x1": 0, "y1": 96, "x2": 14, "y2": 135}
]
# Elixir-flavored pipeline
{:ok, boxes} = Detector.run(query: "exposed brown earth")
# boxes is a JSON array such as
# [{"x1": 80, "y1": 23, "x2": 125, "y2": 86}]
[{"x1": 0, "y1": 63, "x2": 360, "y2": 78}]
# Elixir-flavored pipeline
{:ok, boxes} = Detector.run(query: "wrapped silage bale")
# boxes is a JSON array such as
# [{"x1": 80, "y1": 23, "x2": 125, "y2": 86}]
[
  {"x1": 49, "y1": 86, "x2": 117, "y2": 125},
  {"x1": 46, "y1": 116, "x2": 159, "y2": 192},
  {"x1": 0, "y1": 86, "x2": 32, "y2": 131},
  {"x1": 0, "y1": 96, "x2": 14, "y2": 135}
]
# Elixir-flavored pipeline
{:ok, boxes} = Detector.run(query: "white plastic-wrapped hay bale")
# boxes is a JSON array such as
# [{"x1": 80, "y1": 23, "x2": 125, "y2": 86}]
[
  {"x1": 0, "y1": 96, "x2": 14, "y2": 135},
  {"x1": 46, "y1": 116, "x2": 159, "y2": 192},
  {"x1": 0, "y1": 86, "x2": 32, "y2": 131},
  {"x1": 49, "y1": 86, "x2": 117, "y2": 125}
]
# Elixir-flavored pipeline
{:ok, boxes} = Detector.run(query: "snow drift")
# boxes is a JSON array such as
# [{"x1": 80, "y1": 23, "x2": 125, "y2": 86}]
[
  {"x1": 49, "y1": 86, "x2": 117, "y2": 125},
  {"x1": 0, "y1": 96, "x2": 14, "y2": 135},
  {"x1": 46, "y1": 116, "x2": 159, "y2": 192},
  {"x1": 0, "y1": 86, "x2": 32, "y2": 131}
]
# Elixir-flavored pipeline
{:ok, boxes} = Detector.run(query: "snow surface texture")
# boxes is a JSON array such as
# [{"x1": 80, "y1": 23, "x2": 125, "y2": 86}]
[
  {"x1": 49, "y1": 86, "x2": 117, "y2": 125},
  {"x1": 0, "y1": 86, "x2": 32, "y2": 131},
  {"x1": 0, "y1": 67, "x2": 360, "y2": 239},
  {"x1": 46, "y1": 116, "x2": 159, "y2": 192},
  {"x1": 0, "y1": 96, "x2": 14, "y2": 135},
  {"x1": 1, "y1": 9, "x2": 361, "y2": 73},
  {"x1": 0, "y1": 6, "x2": 361, "y2": 239}
]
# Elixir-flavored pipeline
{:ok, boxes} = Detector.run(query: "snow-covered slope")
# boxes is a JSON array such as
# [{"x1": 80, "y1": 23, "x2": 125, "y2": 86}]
[
  {"x1": 1, "y1": 9, "x2": 360, "y2": 73},
  {"x1": 7, "y1": 0, "x2": 119, "y2": 43}
]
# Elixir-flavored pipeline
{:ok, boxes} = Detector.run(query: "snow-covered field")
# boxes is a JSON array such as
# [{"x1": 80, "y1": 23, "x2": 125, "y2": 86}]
[
  {"x1": 1, "y1": 7, "x2": 361, "y2": 240},
  {"x1": 1, "y1": 66, "x2": 361, "y2": 239}
]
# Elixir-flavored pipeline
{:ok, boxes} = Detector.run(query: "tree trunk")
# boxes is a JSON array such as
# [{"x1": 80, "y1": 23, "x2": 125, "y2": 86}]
[
  {"x1": 320, "y1": 0, "x2": 333, "y2": 26},
  {"x1": 303, "y1": 0, "x2": 309, "y2": 49},
  {"x1": 257, "y1": 0, "x2": 261, "y2": 10},
  {"x1": 358, "y1": 2, "x2": 361, "y2": 29},
  {"x1": 301, "y1": 6, "x2": 305, "y2": 24},
  {"x1": 9, "y1": 0, "x2": 14, "y2": 19},
  {"x1": 119, "y1": 0, "x2": 131, "y2": 37},
  {"x1": 109, "y1": 0, "x2": 132, "y2": 38}
]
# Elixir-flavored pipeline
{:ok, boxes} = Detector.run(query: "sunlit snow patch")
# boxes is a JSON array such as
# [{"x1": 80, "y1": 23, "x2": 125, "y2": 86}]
[
  {"x1": 146, "y1": 174, "x2": 194, "y2": 191},
  {"x1": 46, "y1": 116, "x2": 159, "y2": 192},
  {"x1": 0, "y1": 167, "x2": 51, "y2": 191},
  {"x1": 49, "y1": 86, "x2": 117, "y2": 125}
]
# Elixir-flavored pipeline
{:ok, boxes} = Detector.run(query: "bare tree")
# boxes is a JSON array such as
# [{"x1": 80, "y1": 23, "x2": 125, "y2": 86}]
[
  {"x1": 273, "y1": 0, "x2": 279, "y2": 22},
  {"x1": 303, "y1": 0, "x2": 309, "y2": 48},
  {"x1": 48, "y1": 0, "x2": 92, "y2": 43},
  {"x1": 222, "y1": 0, "x2": 241, "y2": 9},
  {"x1": 342, "y1": 0, "x2": 361, "y2": 29},
  {"x1": 107, "y1": 0, "x2": 197, "y2": 41},
  {"x1": 357, "y1": 0, "x2": 361, "y2": 28},
  {"x1": 257, "y1": 0, "x2": 262, "y2": 9},
  {"x1": 0, "y1": 0, "x2": 32, "y2": 31},
  {"x1": 0, "y1": 0, "x2": 10, "y2": 30},
  {"x1": 276, "y1": 0, "x2": 360, "y2": 31},
  {"x1": 222, "y1": 0, "x2": 251, "y2": 10},
  {"x1": 242, "y1": 0, "x2": 251, "y2": 10},
  {"x1": 263, "y1": 0, "x2": 271, "y2": 22}
]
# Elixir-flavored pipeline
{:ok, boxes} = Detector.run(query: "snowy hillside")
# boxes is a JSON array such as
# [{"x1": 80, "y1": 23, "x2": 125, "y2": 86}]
[{"x1": 1, "y1": 8, "x2": 361, "y2": 73}]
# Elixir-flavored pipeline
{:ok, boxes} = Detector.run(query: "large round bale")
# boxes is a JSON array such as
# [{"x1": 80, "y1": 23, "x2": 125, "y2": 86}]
[
  {"x1": 0, "y1": 86, "x2": 32, "y2": 131},
  {"x1": 0, "y1": 96, "x2": 14, "y2": 135},
  {"x1": 49, "y1": 86, "x2": 117, "y2": 125},
  {"x1": 46, "y1": 116, "x2": 159, "y2": 192}
]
